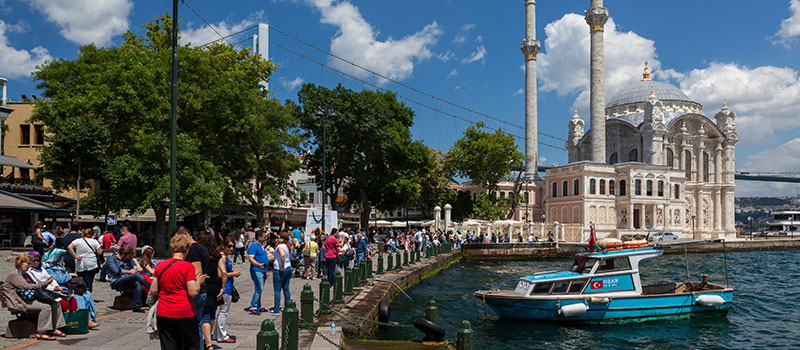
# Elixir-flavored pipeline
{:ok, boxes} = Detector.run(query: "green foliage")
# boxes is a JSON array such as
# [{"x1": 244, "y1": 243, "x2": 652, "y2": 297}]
[
  {"x1": 446, "y1": 122, "x2": 523, "y2": 191},
  {"x1": 416, "y1": 149, "x2": 457, "y2": 218},
  {"x1": 472, "y1": 193, "x2": 517, "y2": 221},
  {"x1": 294, "y1": 83, "x2": 432, "y2": 227},
  {"x1": 31, "y1": 12, "x2": 294, "y2": 253}
]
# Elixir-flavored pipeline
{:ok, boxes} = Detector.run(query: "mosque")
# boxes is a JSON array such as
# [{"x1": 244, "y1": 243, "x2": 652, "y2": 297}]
[{"x1": 522, "y1": 0, "x2": 738, "y2": 240}]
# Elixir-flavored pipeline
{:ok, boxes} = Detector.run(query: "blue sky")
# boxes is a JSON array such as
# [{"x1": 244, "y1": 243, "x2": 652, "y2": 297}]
[{"x1": 1, "y1": 0, "x2": 800, "y2": 196}]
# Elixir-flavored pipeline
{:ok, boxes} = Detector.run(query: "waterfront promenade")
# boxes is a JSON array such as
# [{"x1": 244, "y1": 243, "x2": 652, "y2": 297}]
[{"x1": 0, "y1": 245, "x2": 460, "y2": 349}]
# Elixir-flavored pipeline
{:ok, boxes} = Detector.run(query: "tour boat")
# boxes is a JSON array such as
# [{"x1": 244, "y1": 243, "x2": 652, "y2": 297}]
[{"x1": 474, "y1": 244, "x2": 733, "y2": 323}]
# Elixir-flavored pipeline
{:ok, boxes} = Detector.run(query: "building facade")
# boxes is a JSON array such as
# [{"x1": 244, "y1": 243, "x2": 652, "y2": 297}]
[{"x1": 547, "y1": 67, "x2": 738, "y2": 240}]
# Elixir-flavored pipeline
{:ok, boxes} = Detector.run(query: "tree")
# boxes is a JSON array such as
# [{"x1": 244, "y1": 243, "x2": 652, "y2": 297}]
[
  {"x1": 416, "y1": 149, "x2": 457, "y2": 218},
  {"x1": 295, "y1": 84, "x2": 432, "y2": 228},
  {"x1": 31, "y1": 13, "x2": 279, "y2": 255},
  {"x1": 224, "y1": 98, "x2": 303, "y2": 225},
  {"x1": 446, "y1": 122, "x2": 523, "y2": 191},
  {"x1": 446, "y1": 122, "x2": 524, "y2": 221}
]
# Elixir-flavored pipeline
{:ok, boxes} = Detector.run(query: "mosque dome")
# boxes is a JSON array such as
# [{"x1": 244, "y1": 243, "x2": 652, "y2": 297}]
[
  {"x1": 607, "y1": 80, "x2": 694, "y2": 108},
  {"x1": 604, "y1": 63, "x2": 703, "y2": 127}
]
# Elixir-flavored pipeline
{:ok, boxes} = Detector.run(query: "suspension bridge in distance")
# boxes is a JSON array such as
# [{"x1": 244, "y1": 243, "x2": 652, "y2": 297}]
[{"x1": 534, "y1": 166, "x2": 800, "y2": 184}]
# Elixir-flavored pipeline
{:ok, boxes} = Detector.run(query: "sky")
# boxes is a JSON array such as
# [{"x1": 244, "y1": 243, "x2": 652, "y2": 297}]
[{"x1": 1, "y1": 0, "x2": 800, "y2": 197}]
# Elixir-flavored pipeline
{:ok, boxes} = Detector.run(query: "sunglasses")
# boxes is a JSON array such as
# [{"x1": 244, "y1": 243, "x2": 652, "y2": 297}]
[{"x1": 227, "y1": 245, "x2": 234, "y2": 248}]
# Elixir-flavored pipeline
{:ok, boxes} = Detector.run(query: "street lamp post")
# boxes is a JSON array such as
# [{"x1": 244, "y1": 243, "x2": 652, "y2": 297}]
[
  {"x1": 748, "y1": 216, "x2": 754, "y2": 240},
  {"x1": 315, "y1": 105, "x2": 336, "y2": 234},
  {"x1": 691, "y1": 214, "x2": 697, "y2": 240},
  {"x1": 168, "y1": 0, "x2": 179, "y2": 233}
]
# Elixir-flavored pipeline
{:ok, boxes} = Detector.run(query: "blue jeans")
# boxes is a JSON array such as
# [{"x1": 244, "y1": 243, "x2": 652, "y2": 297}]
[
  {"x1": 325, "y1": 258, "x2": 337, "y2": 287},
  {"x1": 193, "y1": 292, "x2": 206, "y2": 350},
  {"x1": 272, "y1": 267, "x2": 292, "y2": 311},
  {"x1": 110, "y1": 274, "x2": 151, "y2": 308},
  {"x1": 249, "y1": 269, "x2": 266, "y2": 310},
  {"x1": 355, "y1": 252, "x2": 365, "y2": 265}
]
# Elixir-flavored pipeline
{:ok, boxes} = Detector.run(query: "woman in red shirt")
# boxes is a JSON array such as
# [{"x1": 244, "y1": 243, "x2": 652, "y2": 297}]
[
  {"x1": 323, "y1": 228, "x2": 340, "y2": 288},
  {"x1": 149, "y1": 234, "x2": 206, "y2": 350}
]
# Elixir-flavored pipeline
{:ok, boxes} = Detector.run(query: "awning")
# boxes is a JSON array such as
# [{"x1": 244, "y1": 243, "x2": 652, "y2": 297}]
[
  {"x1": 0, "y1": 190, "x2": 69, "y2": 214},
  {"x1": 0, "y1": 155, "x2": 37, "y2": 169}
]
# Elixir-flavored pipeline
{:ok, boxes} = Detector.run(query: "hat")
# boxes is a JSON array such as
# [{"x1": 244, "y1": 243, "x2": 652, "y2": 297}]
[
  {"x1": 142, "y1": 245, "x2": 153, "y2": 252},
  {"x1": 28, "y1": 251, "x2": 41, "y2": 258}
]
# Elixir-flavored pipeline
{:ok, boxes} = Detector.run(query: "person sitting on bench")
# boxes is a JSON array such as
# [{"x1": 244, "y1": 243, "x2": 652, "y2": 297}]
[
  {"x1": 104, "y1": 246, "x2": 150, "y2": 312},
  {"x1": 2, "y1": 254, "x2": 66, "y2": 340}
]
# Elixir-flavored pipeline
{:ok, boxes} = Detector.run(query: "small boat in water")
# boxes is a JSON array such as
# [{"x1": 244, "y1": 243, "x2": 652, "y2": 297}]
[{"x1": 474, "y1": 242, "x2": 733, "y2": 323}]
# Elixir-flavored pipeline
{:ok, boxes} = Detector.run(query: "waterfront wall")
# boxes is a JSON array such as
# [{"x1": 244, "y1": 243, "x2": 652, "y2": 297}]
[
  {"x1": 461, "y1": 239, "x2": 800, "y2": 259},
  {"x1": 330, "y1": 249, "x2": 462, "y2": 339}
]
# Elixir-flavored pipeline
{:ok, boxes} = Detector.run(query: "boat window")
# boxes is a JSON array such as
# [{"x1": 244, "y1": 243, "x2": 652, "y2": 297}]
[
  {"x1": 551, "y1": 281, "x2": 569, "y2": 294},
  {"x1": 568, "y1": 280, "x2": 587, "y2": 294},
  {"x1": 532, "y1": 283, "x2": 552, "y2": 294},
  {"x1": 597, "y1": 257, "x2": 631, "y2": 272},
  {"x1": 570, "y1": 256, "x2": 599, "y2": 274}
]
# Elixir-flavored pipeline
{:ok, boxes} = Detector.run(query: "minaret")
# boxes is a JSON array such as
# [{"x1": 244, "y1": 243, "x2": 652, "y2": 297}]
[
  {"x1": 521, "y1": 0, "x2": 541, "y2": 179},
  {"x1": 585, "y1": 0, "x2": 609, "y2": 163}
]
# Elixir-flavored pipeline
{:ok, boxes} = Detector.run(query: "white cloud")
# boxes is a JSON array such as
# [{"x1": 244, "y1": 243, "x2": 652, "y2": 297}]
[
  {"x1": 514, "y1": 88, "x2": 523, "y2": 96},
  {"x1": 0, "y1": 20, "x2": 52, "y2": 78},
  {"x1": 309, "y1": 0, "x2": 442, "y2": 82},
  {"x1": 453, "y1": 23, "x2": 475, "y2": 44},
  {"x1": 447, "y1": 69, "x2": 458, "y2": 78},
  {"x1": 773, "y1": 0, "x2": 800, "y2": 47},
  {"x1": 180, "y1": 18, "x2": 257, "y2": 47},
  {"x1": 538, "y1": 14, "x2": 660, "y2": 117},
  {"x1": 437, "y1": 50, "x2": 455, "y2": 62},
  {"x1": 283, "y1": 76, "x2": 304, "y2": 90},
  {"x1": 23, "y1": 0, "x2": 131, "y2": 46},
  {"x1": 677, "y1": 62, "x2": 800, "y2": 146},
  {"x1": 461, "y1": 45, "x2": 486, "y2": 64}
]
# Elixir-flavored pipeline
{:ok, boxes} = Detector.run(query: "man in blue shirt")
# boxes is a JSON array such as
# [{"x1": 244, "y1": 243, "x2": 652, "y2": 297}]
[
  {"x1": 355, "y1": 233, "x2": 368, "y2": 265},
  {"x1": 104, "y1": 245, "x2": 150, "y2": 312},
  {"x1": 246, "y1": 230, "x2": 269, "y2": 315},
  {"x1": 41, "y1": 228, "x2": 56, "y2": 250},
  {"x1": 291, "y1": 227, "x2": 302, "y2": 243}
]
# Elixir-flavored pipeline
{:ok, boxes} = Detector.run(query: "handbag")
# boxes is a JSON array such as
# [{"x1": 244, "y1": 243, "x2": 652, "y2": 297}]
[
  {"x1": 231, "y1": 285, "x2": 240, "y2": 303},
  {"x1": 34, "y1": 287, "x2": 60, "y2": 304},
  {"x1": 16, "y1": 289, "x2": 35, "y2": 304}
]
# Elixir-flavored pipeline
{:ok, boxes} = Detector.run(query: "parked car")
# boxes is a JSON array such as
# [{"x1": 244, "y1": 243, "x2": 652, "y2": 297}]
[{"x1": 648, "y1": 232, "x2": 679, "y2": 242}]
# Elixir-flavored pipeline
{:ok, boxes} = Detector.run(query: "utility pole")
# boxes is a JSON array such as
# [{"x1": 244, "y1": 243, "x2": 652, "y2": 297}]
[
  {"x1": 316, "y1": 104, "x2": 336, "y2": 233},
  {"x1": 169, "y1": 0, "x2": 179, "y2": 233}
]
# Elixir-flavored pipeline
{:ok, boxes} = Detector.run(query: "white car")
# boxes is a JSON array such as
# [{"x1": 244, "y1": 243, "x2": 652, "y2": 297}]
[{"x1": 648, "y1": 232, "x2": 679, "y2": 242}]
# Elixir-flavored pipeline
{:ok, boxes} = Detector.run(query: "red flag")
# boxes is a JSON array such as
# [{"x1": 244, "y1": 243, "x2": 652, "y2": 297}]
[{"x1": 588, "y1": 225, "x2": 597, "y2": 253}]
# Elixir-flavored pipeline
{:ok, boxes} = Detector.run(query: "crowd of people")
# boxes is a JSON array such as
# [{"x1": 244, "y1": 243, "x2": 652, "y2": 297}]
[{"x1": 4, "y1": 221, "x2": 465, "y2": 349}]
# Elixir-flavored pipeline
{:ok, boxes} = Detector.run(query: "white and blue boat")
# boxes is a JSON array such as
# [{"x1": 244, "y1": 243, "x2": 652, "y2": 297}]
[{"x1": 474, "y1": 245, "x2": 732, "y2": 323}]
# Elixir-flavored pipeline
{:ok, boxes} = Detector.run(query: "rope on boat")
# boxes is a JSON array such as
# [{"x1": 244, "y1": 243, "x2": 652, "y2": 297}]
[{"x1": 329, "y1": 307, "x2": 417, "y2": 328}]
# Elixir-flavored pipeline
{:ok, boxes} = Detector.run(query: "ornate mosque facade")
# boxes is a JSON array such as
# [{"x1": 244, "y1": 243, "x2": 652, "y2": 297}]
[{"x1": 524, "y1": 0, "x2": 739, "y2": 240}]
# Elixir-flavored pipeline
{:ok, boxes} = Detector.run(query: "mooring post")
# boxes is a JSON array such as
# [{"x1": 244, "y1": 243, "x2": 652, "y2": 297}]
[
  {"x1": 457, "y1": 320, "x2": 474, "y2": 350},
  {"x1": 359, "y1": 260, "x2": 367, "y2": 285},
  {"x1": 425, "y1": 300, "x2": 439, "y2": 324},
  {"x1": 377, "y1": 253, "x2": 384, "y2": 274},
  {"x1": 300, "y1": 284, "x2": 314, "y2": 329},
  {"x1": 257, "y1": 319, "x2": 279, "y2": 350},
  {"x1": 344, "y1": 266, "x2": 354, "y2": 295},
  {"x1": 387, "y1": 252, "x2": 394, "y2": 271},
  {"x1": 416, "y1": 248, "x2": 422, "y2": 262},
  {"x1": 333, "y1": 269, "x2": 345, "y2": 304},
  {"x1": 403, "y1": 250, "x2": 408, "y2": 266},
  {"x1": 367, "y1": 257, "x2": 373, "y2": 278},
  {"x1": 282, "y1": 299, "x2": 299, "y2": 350},
  {"x1": 319, "y1": 277, "x2": 331, "y2": 314},
  {"x1": 395, "y1": 251, "x2": 402, "y2": 270}
]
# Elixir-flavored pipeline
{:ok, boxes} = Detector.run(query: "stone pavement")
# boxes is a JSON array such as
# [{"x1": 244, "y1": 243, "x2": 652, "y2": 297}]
[{"x1": 0, "y1": 250, "x2": 333, "y2": 350}]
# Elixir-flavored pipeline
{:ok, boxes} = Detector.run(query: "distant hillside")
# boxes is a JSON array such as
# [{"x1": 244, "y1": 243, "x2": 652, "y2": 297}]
[{"x1": 736, "y1": 197, "x2": 794, "y2": 208}]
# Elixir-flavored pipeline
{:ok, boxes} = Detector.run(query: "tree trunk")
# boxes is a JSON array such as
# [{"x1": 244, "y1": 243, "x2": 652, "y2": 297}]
[
  {"x1": 359, "y1": 188, "x2": 371, "y2": 230},
  {"x1": 254, "y1": 202, "x2": 265, "y2": 226},
  {"x1": 153, "y1": 206, "x2": 168, "y2": 257},
  {"x1": 507, "y1": 170, "x2": 525, "y2": 219}
]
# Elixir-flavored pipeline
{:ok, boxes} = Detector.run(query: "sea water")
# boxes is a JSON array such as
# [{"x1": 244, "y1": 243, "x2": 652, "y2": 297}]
[{"x1": 378, "y1": 250, "x2": 800, "y2": 349}]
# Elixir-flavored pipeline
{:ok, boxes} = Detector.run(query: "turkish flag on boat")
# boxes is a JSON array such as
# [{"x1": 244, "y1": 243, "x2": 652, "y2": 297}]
[{"x1": 588, "y1": 225, "x2": 597, "y2": 253}]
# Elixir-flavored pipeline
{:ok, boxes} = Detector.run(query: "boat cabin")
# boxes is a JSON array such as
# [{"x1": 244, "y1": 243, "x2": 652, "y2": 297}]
[{"x1": 514, "y1": 248, "x2": 663, "y2": 298}]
